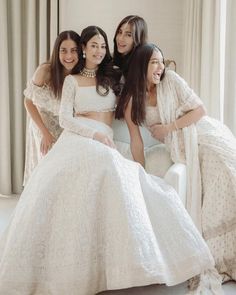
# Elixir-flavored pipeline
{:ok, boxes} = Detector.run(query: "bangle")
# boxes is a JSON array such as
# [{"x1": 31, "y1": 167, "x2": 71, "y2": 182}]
[{"x1": 174, "y1": 120, "x2": 179, "y2": 130}]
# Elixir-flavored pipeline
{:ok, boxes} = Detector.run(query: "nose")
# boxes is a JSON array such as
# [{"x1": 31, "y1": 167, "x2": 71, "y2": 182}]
[
  {"x1": 117, "y1": 33, "x2": 124, "y2": 43},
  {"x1": 65, "y1": 51, "x2": 72, "y2": 59}
]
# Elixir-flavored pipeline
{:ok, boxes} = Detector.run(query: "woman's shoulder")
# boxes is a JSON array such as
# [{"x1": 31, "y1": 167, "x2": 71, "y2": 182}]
[
  {"x1": 164, "y1": 69, "x2": 180, "y2": 80},
  {"x1": 163, "y1": 69, "x2": 188, "y2": 86},
  {"x1": 32, "y1": 63, "x2": 51, "y2": 86}
]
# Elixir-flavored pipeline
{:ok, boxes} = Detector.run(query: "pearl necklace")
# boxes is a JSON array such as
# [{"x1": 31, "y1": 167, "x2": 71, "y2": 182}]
[{"x1": 80, "y1": 67, "x2": 97, "y2": 78}]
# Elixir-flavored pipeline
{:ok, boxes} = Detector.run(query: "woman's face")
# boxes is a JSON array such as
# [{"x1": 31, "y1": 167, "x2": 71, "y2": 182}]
[
  {"x1": 115, "y1": 23, "x2": 134, "y2": 55},
  {"x1": 147, "y1": 50, "x2": 165, "y2": 85},
  {"x1": 59, "y1": 39, "x2": 79, "y2": 72},
  {"x1": 83, "y1": 34, "x2": 107, "y2": 69}
]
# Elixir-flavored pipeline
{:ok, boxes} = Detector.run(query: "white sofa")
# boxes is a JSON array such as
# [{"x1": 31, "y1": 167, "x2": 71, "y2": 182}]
[{"x1": 112, "y1": 119, "x2": 187, "y2": 205}]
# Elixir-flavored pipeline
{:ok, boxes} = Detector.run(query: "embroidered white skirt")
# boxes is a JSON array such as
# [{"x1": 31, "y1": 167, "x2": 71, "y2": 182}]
[{"x1": 0, "y1": 118, "x2": 220, "y2": 294}]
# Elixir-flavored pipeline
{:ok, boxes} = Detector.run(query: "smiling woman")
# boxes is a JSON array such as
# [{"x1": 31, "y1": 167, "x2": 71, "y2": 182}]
[{"x1": 23, "y1": 30, "x2": 81, "y2": 185}]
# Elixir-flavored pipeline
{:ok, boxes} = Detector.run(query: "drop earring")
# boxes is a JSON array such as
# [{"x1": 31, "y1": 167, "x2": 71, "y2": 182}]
[{"x1": 83, "y1": 51, "x2": 86, "y2": 59}]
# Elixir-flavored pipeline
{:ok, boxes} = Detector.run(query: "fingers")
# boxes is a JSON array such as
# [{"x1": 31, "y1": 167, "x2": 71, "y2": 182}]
[
  {"x1": 40, "y1": 141, "x2": 54, "y2": 155},
  {"x1": 103, "y1": 137, "x2": 116, "y2": 148}
]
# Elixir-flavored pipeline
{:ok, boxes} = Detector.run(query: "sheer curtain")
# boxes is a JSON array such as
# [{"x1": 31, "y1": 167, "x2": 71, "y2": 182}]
[
  {"x1": 182, "y1": 0, "x2": 222, "y2": 119},
  {"x1": 224, "y1": 0, "x2": 236, "y2": 135},
  {"x1": 0, "y1": 0, "x2": 58, "y2": 195},
  {"x1": 182, "y1": 0, "x2": 235, "y2": 135}
]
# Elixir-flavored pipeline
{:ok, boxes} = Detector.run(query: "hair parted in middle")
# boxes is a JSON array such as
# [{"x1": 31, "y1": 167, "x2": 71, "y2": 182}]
[
  {"x1": 72, "y1": 25, "x2": 121, "y2": 96},
  {"x1": 50, "y1": 30, "x2": 81, "y2": 98},
  {"x1": 115, "y1": 43, "x2": 165, "y2": 125},
  {"x1": 113, "y1": 15, "x2": 148, "y2": 77}
]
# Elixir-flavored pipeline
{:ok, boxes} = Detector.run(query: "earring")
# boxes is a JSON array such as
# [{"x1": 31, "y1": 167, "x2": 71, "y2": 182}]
[{"x1": 83, "y1": 51, "x2": 86, "y2": 59}]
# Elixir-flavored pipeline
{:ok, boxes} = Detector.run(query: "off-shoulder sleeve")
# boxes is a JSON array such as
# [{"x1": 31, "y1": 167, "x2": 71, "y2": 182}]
[
  {"x1": 59, "y1": 75, "x2": 96, "y2": 138},
  {"x1": 167, "y1": 70, "x2": 203, "y2": 115},
  {"x1": 23, "y1": 80, "x2": 60, "y2": 115}
]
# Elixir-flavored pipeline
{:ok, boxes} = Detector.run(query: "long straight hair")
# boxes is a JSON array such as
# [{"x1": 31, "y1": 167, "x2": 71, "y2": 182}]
[
  {"x1": 115, "y1": 43, "x2": 165, "y2": 125},
  {"x1": 50, "y1": 30, "x2": 80, "y2": 98},
  {"x1": 113, "y1": 15, "x2": 148, "y2": 78}
]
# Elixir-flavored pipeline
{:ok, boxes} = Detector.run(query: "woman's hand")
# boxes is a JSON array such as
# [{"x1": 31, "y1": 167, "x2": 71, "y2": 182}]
[
  {"x1": 40, "y1": 132, "x2": 56, "y2": 155},
  {"x1": 148, "y1": 124, "x2": 169, "y2": 143},
  {"x1": 93, "y1": 132, "x2": 116, "y2": 148}
]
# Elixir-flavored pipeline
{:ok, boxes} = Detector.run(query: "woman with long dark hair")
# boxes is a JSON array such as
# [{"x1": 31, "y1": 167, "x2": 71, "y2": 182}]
[
  {"x1": 117, "y1": 42, "x2": 236, "y2": 284},
  {"x1": 24, "y1": 30, "x2": 80, "y2": 184},
  {"x1": 113, "y1": 15, "x2": 147, "y2": 78},
  {"x1": 0, "y1": 30, "x2": 222, "y2": 294}
]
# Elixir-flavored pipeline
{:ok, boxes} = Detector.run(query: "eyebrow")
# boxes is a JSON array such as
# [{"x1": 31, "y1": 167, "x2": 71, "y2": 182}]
[
  {"x1": 150, "y1": 58, "x2": 163, "y2": 60},
  {"x1": 119, "y1": 29, "x2": 132, "y2": 34},
  {"x1": 60, "y1": 46, "x2": 78, "y2": 49},
  {"x1": 90, "y1": 41, "x2": 106, "y2": 45}
]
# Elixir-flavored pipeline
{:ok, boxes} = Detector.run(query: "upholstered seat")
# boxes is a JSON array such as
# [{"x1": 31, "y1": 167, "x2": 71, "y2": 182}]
[{"x1": 112, "y1": 119, "x2": 187, "y2": 205}]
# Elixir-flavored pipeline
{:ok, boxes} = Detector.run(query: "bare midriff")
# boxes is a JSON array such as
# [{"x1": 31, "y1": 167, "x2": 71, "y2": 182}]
[{"x1": 75, "y1": 111, "x2": 114, "y2": 127}]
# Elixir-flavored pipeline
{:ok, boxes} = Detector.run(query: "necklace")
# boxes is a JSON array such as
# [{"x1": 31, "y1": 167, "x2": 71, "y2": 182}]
[{"x1": 80, "y1": 67, "x2": 97, "y2": 78}]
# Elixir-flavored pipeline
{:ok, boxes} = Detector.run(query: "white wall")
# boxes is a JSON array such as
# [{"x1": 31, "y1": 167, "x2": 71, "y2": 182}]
[{"x1": 59, "y1": 0, "x2": 186, "y2": 74}]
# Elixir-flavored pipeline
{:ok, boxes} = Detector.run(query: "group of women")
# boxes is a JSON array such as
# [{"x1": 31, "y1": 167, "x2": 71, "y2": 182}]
[{"x1": 0, "y1": 15, "x2": 235, "y2": 295}]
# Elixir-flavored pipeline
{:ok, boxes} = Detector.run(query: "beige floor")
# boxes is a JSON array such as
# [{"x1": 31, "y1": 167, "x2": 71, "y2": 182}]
[{"x1": 0, "y1": 195, "x2": 235, "y2": 295}]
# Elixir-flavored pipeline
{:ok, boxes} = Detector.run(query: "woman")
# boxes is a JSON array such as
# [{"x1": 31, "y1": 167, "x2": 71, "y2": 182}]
[
  {"x1": 0, "y1": 28, "x2": 222, "y2": 294},
  {"x1": 23, "y1": 30, "x2": 80, "y2": 185},
  {"x1": 113, "y1": 15, "x2": 147, "y2": 78},
  {"x1": 116, "y1": 42, "x2": 236, "y2": 283}
]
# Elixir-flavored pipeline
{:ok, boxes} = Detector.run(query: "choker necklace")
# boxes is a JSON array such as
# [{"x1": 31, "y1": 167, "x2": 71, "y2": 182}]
[{"x1": 80, "y1": 67, "x2": 97, "y2": 78}]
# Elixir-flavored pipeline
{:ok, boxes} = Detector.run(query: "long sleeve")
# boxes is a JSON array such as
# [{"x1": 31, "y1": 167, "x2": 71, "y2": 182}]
[
  {"x1": 59, "y1": 75, "x2": 96, "y2": 138},
  {"x1": 167, "y1": 70, "x2": 203, "y2": 116}
]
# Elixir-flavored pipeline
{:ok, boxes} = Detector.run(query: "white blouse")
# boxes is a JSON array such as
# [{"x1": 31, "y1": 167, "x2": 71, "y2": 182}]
[{"x1": 59, "y1": 75, "x2": 116, "y2": 138}]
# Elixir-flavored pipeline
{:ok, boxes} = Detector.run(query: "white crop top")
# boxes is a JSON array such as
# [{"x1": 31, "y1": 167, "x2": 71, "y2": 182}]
[{"x1": 59, "y1": 75, "x2": 116, "y2": 138}]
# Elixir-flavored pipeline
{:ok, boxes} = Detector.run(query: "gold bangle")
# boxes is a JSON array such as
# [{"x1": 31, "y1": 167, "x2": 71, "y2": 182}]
[{"x1": 174, "y1": 120, "x2": 179, "y2": 130}]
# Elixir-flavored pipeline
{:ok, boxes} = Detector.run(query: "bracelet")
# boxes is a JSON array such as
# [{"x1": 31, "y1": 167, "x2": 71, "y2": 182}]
[{"x1": 174, "y1": 120, "x2": 179, "y2": 130}]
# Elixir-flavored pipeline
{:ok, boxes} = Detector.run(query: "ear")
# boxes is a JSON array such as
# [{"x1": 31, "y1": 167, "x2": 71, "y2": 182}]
[{"x1": 82, "y1": 44, "x2": 85, "y2": 52}]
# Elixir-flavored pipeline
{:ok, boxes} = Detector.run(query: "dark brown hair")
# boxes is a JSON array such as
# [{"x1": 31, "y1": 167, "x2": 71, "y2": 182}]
[
  {"x1": 72, "y1": 26, "x2": 121, "y2": 96},
  {"x1": 115, "y1": 43, "x2": 165, "y2": 125},
  {"x1": 50, "y1": 30, "x2": 80, "y2": 98},
  {"x1": 113, "y1": 15, "x2": 148, "y2": 78}
]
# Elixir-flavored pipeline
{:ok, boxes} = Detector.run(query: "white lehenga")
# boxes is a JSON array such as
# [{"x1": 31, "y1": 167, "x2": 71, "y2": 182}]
[
  {"x1": 146, "y1": 69, "x2": 236, "y2": 282},
  {"x1": 0, "y1": 75, "x2": 222, "y2": 294},
  {"x1": 23, "y1": 80, "x2": 63, "y2": 185}
]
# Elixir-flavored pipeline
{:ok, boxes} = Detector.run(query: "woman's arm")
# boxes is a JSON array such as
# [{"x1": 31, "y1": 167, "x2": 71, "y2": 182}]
[
  {"x1": 24, "y1": 64, "x2": 55, "y2": 155},
  {"x1": 124, "y1": 99, "x2": 145, "y2": 167},
  {"x1": 149, "y1": 105, "x2": 206, "y2": 141},
  {"x1": 59, "y1": 75, "x2": 115, "y2": 148}
]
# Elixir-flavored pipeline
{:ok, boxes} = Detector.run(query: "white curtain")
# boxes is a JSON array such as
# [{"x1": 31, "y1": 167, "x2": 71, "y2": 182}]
[
  {"x1": 224, "y1": 0, "x2": 236, "y2": 135},
  {"x1": 183, "y1": 0, "x2": 235, "y2": 135},
  {"x1": 0, "y1": 0, "x2": 58, "y2": 195},
  {"x1": 183, "y1": 0, "x2": 222, "y2": 119}
]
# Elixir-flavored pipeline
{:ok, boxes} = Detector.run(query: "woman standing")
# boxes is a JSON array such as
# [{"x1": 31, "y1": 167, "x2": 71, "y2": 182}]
[
  {"x1": 23, "y1": 30, "x2": 80, "y2": 184},
  {"x1": 116, "y1": 42, "x2": 236, "y2": 283}
]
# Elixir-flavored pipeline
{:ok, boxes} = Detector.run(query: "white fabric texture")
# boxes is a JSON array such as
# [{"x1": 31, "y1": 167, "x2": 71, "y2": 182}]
[
  {"x1": 59, "y1": 75, "x2": 117, "y2": 138},
  {"x1": 23, "y1": 80, "x2": 63, "y2": 185},
  {"x1": 146, "y1": 70, "x2": 203, "y2": 230},
  {"x1": 147, "y1": 69, "x2": 236, "y2": 282},
  {"x1": 0, "y1": 78, "x2": 223, "y2": 294},
  {"x1": 182, "y1": 0, "x2": 222, "y2": 120},
  {"x1": 183, "y1": 0, "x2": 236, "y2": 135}
]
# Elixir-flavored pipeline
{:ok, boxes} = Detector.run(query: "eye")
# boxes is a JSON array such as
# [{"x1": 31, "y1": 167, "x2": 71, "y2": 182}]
[{"x1": 59, "y1": 48, "x2": 66, "y2": 53}]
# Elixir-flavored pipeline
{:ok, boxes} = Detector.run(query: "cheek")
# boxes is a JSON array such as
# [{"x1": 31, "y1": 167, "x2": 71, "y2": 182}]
[{"x1": 59, "y1": 54, "x2": 64, "y2": 64}]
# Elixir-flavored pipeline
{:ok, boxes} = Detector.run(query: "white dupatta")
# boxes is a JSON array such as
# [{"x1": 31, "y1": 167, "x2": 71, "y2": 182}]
[{"x1": 157, "y1": 70, "x2": 203, "y2": 231}]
